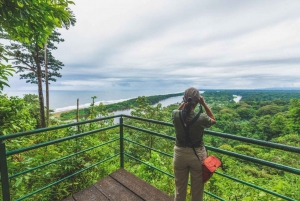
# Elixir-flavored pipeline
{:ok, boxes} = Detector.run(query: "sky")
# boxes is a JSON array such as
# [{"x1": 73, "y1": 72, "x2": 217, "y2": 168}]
[{"x1": 5, "y1": 0, "x2": 300, "y2": 93}]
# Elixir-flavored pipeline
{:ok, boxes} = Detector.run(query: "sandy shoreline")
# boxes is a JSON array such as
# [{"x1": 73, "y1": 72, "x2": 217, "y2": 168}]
[{"x1": 51, "y1": 109, "x2": 73, "y2": 117}]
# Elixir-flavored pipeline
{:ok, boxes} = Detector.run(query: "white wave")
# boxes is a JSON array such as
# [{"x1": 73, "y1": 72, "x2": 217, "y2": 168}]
[
  {"x1": 53, "y1": 98, "x2": 132, "y2": 113},
  {"x1": 53, "y1": 91, "x2": 205, "y2": 113}
]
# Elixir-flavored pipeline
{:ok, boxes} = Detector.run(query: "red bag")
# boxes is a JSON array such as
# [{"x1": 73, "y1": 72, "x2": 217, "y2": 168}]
[{"x1": 202, "y1": 155, "x2": 221, "y2": 183}]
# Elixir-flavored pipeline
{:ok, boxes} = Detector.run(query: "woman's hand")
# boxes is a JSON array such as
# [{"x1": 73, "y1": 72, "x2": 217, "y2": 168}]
[
  {"x1": 198, "y1": 96, "x2": 205, "y2": 105},
  {"x1": 199, "y1": 96, "x2": 216, "y2": 124}
]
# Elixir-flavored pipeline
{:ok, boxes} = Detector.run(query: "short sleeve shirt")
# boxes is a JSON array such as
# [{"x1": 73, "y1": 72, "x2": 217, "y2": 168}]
[{"x1": 172, "y1": 110, "x2": 213, "y2": 148}]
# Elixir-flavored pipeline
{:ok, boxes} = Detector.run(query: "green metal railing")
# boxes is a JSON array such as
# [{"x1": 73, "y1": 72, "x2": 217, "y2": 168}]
[{"x1": 0, "y1": 114, "x2": 299, "y2": 201}]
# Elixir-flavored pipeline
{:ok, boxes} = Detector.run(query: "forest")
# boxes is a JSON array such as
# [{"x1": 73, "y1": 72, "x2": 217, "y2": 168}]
[{"x1": 0, "y1": 90, "x2": 299, "y2": 200}]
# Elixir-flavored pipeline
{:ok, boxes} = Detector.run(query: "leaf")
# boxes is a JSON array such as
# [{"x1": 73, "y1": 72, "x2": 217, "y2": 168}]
[
  {"x1": 259, "y1": 192, "x2": 266, "y2": 197},
  {"x1": 14, "y1": 178, "x2": 23, "y2": 187}
]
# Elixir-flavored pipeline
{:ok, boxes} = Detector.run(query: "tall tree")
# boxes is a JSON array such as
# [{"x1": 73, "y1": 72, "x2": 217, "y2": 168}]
[
  {"x1": 0, "y1": 1, "x2": 76, "y2": 127},
  {"x1": 7, "y1": 31, "x2": 65, "y2": 127}
]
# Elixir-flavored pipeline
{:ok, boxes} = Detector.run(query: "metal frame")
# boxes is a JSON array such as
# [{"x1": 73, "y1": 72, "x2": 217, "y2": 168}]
[{"x1": 0, "y1": 114, "x2": 299, "y2": 201}]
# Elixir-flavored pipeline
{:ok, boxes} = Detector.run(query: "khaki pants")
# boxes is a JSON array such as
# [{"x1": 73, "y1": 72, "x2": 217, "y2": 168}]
[{"x1": 173, "y1": 145, "x2": 207, "y2": 201}]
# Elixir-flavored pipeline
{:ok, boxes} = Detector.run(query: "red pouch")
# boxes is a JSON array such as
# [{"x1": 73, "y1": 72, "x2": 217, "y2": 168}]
[{"x1": 202, "y1": 155, "x2": 221, "y2": 183}]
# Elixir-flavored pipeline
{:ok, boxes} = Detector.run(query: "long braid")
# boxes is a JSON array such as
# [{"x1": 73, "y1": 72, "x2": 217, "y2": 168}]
[{"x1": 182, "y1": 97, "x2": 192, "y2": 124}]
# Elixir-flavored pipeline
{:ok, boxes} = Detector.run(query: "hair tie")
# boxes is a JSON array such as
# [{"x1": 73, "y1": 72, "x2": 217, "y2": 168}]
[{"x1": 187, "y1": 97, "x2": 192, "y2": 103}]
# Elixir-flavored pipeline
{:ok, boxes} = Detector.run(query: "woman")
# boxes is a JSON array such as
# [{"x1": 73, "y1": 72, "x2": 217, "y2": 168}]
[{"x1": 172, "y1": 87, "x2": 216, "y2": 201}]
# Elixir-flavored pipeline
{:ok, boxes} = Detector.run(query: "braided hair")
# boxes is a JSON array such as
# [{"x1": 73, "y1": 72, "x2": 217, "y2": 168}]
[{"x1": 182, "y1": 97, "x2": 193, "y2": 123}]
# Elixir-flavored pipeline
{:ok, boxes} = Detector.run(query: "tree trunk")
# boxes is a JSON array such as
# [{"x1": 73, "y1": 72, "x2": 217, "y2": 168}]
[
  {"x1": 44, "y1": 43, "x2": 50, "y2": 127},
  {"x1": 34, "y1": 44, "x2": 46, "y2": 128}
]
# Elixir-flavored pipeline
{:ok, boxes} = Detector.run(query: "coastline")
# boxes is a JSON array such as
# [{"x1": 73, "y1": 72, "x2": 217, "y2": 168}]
[
  {"x1": 54, "y1": 92, "x2": 184, "y2": 119},
  {"x1": 52, "y1": 92, "x2": 241, "y2": 118}
]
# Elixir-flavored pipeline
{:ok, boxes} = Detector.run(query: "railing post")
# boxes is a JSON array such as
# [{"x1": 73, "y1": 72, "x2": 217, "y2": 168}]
[
  {"x1": 120, "y1": 116, "x2": 124, "y2": 168},
  {"x1": 0, "y1": 140, "x2": 10, "y2": 201}
]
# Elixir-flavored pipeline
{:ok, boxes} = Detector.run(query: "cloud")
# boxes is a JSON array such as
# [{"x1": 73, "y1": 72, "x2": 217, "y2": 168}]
[{"x1": 4, "y1": 0, "x2": 300, "y2": 93}]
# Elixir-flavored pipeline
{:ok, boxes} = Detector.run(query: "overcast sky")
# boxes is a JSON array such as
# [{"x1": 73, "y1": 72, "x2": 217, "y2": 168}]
[{"x1": 6, "y1": 0, "x2": 300, "y2": 93}]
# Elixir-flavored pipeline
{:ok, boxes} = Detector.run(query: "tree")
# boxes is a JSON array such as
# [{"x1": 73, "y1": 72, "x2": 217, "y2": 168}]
[
  {"x1": 90, "y1": 96, "x2": 98, "y2": 119},
  {"x1": 236, "y1": 107, "x2": 255, "y2": 120},
  {"x1": 23, "y1": 94, "x2": 41, "y2": 128},
  {"x1": 270, "y1": 112, "x2": 290, "y2": 136},
  {"x1": 289, "y1": 99, "x2": 300, "y2": 134},
  {"x1": 256, "y1": 105, "x2": 282, "y2": 116},
  {"x1": 0, "y1": 1, "x2": 76, "y2": 127},
  {"x1": 7, "y1": 31, "x2": 65, "y2": 127},
  {"x1": 0, "y1": 94, "x2": 36, "y2": 135}
]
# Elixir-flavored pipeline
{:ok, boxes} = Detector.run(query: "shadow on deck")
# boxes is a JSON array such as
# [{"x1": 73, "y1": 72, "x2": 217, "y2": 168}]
[{"x1": 64, "y1": 168, "x2": 173, "y2": 201}]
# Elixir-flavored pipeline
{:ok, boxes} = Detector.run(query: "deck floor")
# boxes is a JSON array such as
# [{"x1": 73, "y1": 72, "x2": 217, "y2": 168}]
[{"x1": 64, "y1": 168, "x2": 173, "y2": 201}]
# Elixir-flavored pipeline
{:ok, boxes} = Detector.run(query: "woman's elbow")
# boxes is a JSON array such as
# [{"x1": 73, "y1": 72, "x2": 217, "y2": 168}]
[{"x1": 211, "y1": 119, "x2": 217, "y2": 125}]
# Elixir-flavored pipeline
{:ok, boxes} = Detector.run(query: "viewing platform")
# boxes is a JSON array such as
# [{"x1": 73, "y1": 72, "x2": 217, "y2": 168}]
[
  {"x1": 64, "y1": 168, "x2": 173, "y2": 201},
  {"x1": 1, "y1": 114, "x2": 299, "y2": 201}
]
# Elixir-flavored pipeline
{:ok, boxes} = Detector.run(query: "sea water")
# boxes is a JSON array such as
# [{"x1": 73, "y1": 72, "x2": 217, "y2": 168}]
[
  {"x1": 4, "y1": 89, "x2": 184, "y2": 112},
  {"x1": 4, "y1": 90, "x2": 237, "y2": 113}
]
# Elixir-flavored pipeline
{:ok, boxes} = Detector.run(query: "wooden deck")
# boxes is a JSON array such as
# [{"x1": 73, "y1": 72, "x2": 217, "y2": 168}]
[{"x1": 64, "y1": 168, "x2": 173, "y2": 201}]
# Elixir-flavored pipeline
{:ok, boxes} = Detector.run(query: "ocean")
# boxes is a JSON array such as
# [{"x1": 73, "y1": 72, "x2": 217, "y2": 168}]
[
  {"x1": 4, "y1": 90, "x2": 184, "y2": 112},
  {"x1": 4, "y1": 90, "x2": 240, "y2": 113}
]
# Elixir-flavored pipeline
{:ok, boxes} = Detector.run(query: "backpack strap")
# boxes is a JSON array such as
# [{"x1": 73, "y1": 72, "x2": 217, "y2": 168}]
[
  {"x1": 178, "y1": 108, "x2": 201, "y2": 128},
  {"x1": 178, "y1": 110, "x2": 202, "y2": 161}
]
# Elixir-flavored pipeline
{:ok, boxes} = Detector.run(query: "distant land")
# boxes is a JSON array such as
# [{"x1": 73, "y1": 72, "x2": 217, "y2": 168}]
[{"x1": 199, "y1": 88, "x2": 300, "y2": 90}]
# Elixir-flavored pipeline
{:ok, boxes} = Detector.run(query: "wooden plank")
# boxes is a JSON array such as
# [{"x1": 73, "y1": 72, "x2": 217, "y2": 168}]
[
  {"x1": 73, "y1": 185, "x2": 108, "y2": 201},
  {"x1": 94, "y1": 175, "x2": 143, "y2": 201},
  {"x1": 110, "y1": 168, "x2": 173, "y2": 201}
]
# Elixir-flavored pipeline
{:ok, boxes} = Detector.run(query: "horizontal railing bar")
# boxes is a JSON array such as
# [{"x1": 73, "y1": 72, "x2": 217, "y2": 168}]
[
  {"x1": 125, "y1": 153, "x2": 225, "y2": 201},
  {"x1": 0, "y1": 115, "x2": 121, "y2": 141},
  {"x1": 15, "y1": 154, "x2": 119, "y2": 201},
  {"x1": 9, "y1": 138, "x2": 120, "y2": 179},
  {"x1": 206, "y1": 146, "x2": 300, "y2": 175},
  {"x1": 203, "y1": 191, "x2": 226, "y2": 201},
  {"x1": 124, "y1": 138, "x2": 173, "y2": 158},
  {"x1": 2, "y1": 115, "x2": 298, "y2": 201},
  {"x1": 215, "y1": 171, "x2": 296, "y2": 201},
  {"x1": 122, "y1": 115, "x2": 173, "y2": 127},
  {"x1": 7, "y1": 125, "x2": 118, "y2": 156},
  {"x1": 124, "y1": 115, "x2": 299, "y2": 154},
  {"x1": 124, "y1": 123, "x2": 300, "y2": 174},
  {"x1": 205, "y1": 130, "x2": 300, "y2": 154},
  {"x1": 125, "y1": 153, "x2": 174, "y2": 178},
  {"x1": 123, "y1": 124, "x2": 175, "y2": 140}
]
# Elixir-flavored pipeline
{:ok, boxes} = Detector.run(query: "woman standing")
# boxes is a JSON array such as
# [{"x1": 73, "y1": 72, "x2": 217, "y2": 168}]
[{"x1": 172, "y1": 87, "x2": 216, "y2": 201}]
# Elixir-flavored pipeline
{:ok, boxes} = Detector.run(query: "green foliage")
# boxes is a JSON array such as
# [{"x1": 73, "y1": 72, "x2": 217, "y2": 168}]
[
  {"x1": 1, "y1": 0, "x2": 76, "y2": 127},
  {"x1": 2, "y1": 90, "x2": 300, "y2": 200},
  {"x1": 5, "y1": 111, "x2": 119, "y2": 200},
  {"x1": 7, "y1": 30, "x2": 65, "y2": 84},
  {"x1": 5, "y1": 30, "x2": 68, "y2": 127},
  {"x1": 23, "y1": 94, "x2": 41, "y2": 128},
  {"x1": 0, "y1": 0, "x2": 76, "y2": 46},
  {"x1": 289, "y1": 99, "x2": 300, "y2": 133},
  {"x1": 0, "y1": 43, "x2": 15, "y2": 91},
  {"x1": 256, "y1": 105, "x2": 283, "y2": 116},
  {"x1": 228, "y1": 90, "x2": 300, "y2": 102},
  {"x1": 0, "y1": 94, "x2": 36, "y2": 135},
  {"x1": 0, "y1": 63, "x2": 14, "y2": 91}
]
